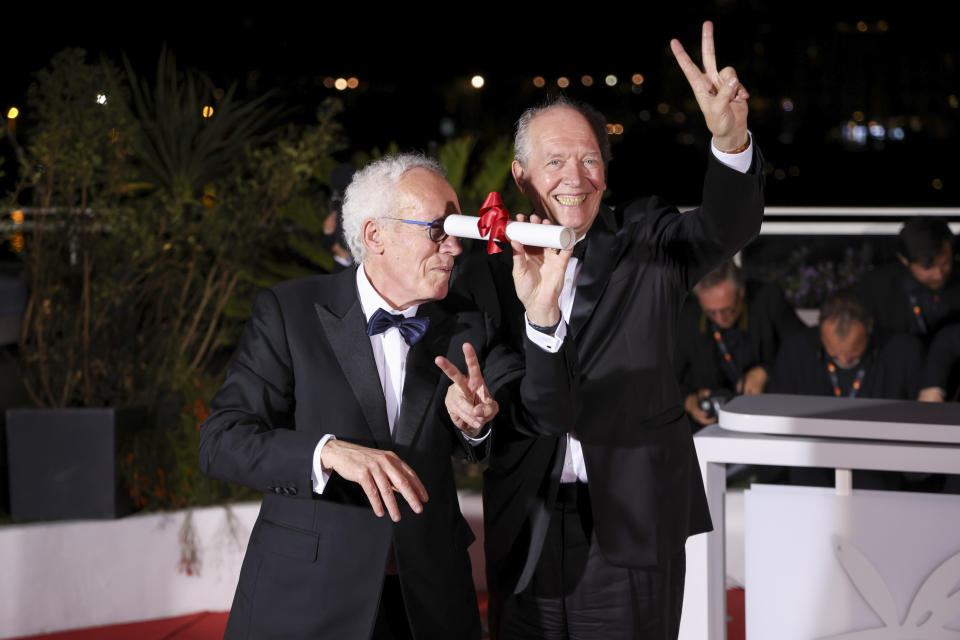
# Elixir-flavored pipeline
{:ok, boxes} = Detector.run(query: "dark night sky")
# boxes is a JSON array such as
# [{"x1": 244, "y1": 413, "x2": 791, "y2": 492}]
[{"x1": 3, "y1": 3, "x2": 959, "y2": 207}]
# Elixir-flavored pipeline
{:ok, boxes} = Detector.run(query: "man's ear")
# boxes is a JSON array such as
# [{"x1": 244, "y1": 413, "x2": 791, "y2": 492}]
[
  {"x1": 511, "y1": 160, "x2": 527, "y2": 193},
  {"x1": 362, "y1": 219, "x2": 385, "y2": 256},
  {"x1": 897, "y1": 252, "x2": 909, "y2": 267}
]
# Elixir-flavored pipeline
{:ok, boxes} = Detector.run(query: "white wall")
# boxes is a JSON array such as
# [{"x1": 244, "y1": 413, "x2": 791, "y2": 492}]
[
  {"x1": 0, "y1": 493, "x2": 488, "y2": 639},
  {"x1": 0, "y1": 503, "x2": 258, "y2": 638}
]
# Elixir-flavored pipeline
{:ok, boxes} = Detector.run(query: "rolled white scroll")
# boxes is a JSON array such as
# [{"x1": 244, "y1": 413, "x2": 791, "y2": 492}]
[{"x1": 443, "y1": 215, "x2": 576, "y2": 250}]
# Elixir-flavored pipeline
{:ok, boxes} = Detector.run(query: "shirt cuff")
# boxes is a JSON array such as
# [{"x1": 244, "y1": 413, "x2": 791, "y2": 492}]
[
  {"x1": 311, "y1": 434, "x2": 338, "y2": 494},
  {"x1": 525, "y1": 312, "x2": 567, "y2": 353},
  {"x1": 461, "y1": 425, "x2": 492, "y2": 444},
  {"x1": 711, "y1": 131, "x2": 753, "y2": 174}
]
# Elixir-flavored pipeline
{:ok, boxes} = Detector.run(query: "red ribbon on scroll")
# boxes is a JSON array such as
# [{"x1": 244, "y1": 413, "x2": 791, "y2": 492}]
[{"x1": 477, "y1": 192, "x2": 511, "y2": 254}]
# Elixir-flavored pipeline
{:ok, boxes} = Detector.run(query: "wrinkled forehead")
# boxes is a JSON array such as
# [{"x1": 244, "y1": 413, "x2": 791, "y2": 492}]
[
  {"x1": 821, "y1": 317, "x2": 869, "y2": 343},
  {"x1": 528, "y1": 107, "x2": 604, "y2": 157},
  {"x1": 697, "y1": 280, "x2": 741, "y2": 306},
  {"x1": 395, "y1": 169, "x2": 461, "y2": 219}
]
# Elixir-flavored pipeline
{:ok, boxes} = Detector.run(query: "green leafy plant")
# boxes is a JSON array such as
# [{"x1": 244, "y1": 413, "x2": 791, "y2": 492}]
[
  {"x1": 7, "y1": 48, "x2": 345, "y2": 513},
  {"x1": 10, "y1": 49, "x2": 140, "y2": 408},
  {"x1": 438, "y1": 136, "x2": 527, "y2": 217}
]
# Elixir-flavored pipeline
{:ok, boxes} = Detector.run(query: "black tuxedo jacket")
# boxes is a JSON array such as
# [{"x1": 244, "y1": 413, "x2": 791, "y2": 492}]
[
  {"x1": 674, "y1": 280, "x2": 805, "y2": 396},
  {"x1": 199, "y1": 268, "x2": 529, "y2": 639},
  {"x1": 452, "y1": 150, "x2": 764, "y2": 610}
]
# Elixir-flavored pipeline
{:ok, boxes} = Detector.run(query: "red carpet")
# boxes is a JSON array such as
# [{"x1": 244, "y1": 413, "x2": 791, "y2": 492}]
[
  {"x1": 9, "y1": 589, "x2": 742, "y2": 639},
  {"x1": 12, "y1": 612, "x2": 229, "y2": 640},
  {"x1": 727, "y1": 587, "x2": 746, "y2": 640}
]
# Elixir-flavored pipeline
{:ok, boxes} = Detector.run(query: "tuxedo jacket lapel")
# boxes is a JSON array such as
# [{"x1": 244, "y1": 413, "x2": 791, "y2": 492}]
[
  {"x1": 570, "y1": 205, "x2": 619, "y2": 339},
  {"x1": 393, "y1": 304, "x2": 450, "y2": 450},
  {"x1": 314, "y1": 270, "x2": 392, "y2": 449}
]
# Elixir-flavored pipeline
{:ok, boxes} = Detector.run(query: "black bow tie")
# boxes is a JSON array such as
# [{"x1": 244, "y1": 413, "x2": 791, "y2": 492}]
[
  {"x1": 366, "y1": 308, "x2": 430, "y2": 346},
  {"x1": 572, "y1": 239, "x2": 587, "y2": 261}
]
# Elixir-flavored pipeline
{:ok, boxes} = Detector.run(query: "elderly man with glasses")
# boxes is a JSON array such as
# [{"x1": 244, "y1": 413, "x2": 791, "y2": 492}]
[{"x1": 199, "y1": 153, "x2": 572, "y2": 639}]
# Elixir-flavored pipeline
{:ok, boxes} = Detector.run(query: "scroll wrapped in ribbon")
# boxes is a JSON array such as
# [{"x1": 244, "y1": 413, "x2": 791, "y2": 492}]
[{"x1": 443, "y1": 192, "x2": 576, "y2": 254}]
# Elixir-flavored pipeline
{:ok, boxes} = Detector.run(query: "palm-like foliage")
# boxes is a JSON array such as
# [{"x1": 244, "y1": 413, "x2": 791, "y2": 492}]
[
  {"x1": 8, "y1": 46, "x2": 347, "y2": 512},
  {"x1": 124, "y1": 48, "x2": 282, "y2": 207},
  {"x1": 437, "y1": 136, "x2": 527, "y2": 218}
]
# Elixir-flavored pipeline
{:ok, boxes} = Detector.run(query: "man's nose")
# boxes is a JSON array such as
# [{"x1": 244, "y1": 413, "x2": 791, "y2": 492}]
[
  {"x1": 560, "y1": 162, "x2": 585, "y2": 184},
  {"x1": 441, "y1": 234, "x2": 462, "y2": 256},
  {"x1": 839, "y1": 352, "x2": 860, "y2": 367}
]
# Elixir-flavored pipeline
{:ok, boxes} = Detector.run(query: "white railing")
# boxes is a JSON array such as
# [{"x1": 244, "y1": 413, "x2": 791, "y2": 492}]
[
  {"x1": 672, "y1": 206, "x2": 960, "y2": 236},
  {"x1": 758, "y1": 206, "x2": 960, "y2": 235}
]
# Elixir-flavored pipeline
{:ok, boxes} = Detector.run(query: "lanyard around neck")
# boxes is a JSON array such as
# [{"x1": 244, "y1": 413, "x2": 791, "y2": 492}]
[
  {"x1": 825, "y1": 361, "x2": 867, "y2": 398},
  {"x1": 907, "y1": 291, "x2": 940, "y2": 334},
  {"x1": 712, "y1": 324, "x2": 742, "y2": 384}
]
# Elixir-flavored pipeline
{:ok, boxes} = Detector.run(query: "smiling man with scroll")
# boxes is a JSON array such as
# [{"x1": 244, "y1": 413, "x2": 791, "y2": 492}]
[{"x1": 454, "y1": 22, "x2": 765, "y2": 639}]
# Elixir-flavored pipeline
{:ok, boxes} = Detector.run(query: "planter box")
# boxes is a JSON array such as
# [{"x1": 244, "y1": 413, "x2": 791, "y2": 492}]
[
  {"x1": 0, "y1": 273, "x2": 26, "y2": 347},
  {"x1": 5, "y1": 407, "x2": 143, "y2": 521}
]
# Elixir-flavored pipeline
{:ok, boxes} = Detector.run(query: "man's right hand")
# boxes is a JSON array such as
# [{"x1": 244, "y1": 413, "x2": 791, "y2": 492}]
[
  {"x1": 685, "y1": 389, "x2": 717, "y2": 426},
  {"x1": 511, "y1": 213, "x2": 572, "y2": 328},
  {"x1": 320, "y1": 439, "x2": 429, "y2": 522},
  {"x1": 435, "y1": 343, "x2": 499, "y2": 438},
  {"x1": 737, "y1": 366, "x2": 768, "y2": 395}
]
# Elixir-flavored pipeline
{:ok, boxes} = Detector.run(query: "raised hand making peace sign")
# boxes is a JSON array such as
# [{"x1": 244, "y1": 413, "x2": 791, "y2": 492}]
[
  {"x1": 670, "y1": 21, "x2": 751, "y2": 154},
  {"x1": 435, "y1": 343, "x2": 498, "y2": 438}
]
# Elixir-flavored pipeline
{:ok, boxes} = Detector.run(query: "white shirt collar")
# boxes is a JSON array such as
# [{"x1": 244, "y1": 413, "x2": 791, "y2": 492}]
[{"x1": 355, "y1": 265, "x2": 419, "y2": 322}]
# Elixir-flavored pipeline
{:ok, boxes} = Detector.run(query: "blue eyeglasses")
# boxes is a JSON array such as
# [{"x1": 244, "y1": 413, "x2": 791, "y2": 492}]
[{"x1": 381, "y1": 217, "x2": 447, "y2": 243}]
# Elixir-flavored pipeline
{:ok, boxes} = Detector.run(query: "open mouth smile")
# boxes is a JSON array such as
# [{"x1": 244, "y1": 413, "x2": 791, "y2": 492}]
[{"x1": 555, "y1": 195, "x2": 587, "y2": 206}]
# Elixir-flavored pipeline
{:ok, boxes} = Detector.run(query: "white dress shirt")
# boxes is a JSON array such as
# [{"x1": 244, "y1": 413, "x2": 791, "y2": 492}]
[
  {"x1": 310, "y1": 266, "x2": 417, "y2": 493},
  {"x1": 524, "y1": 136, "x2": 755, "y2": 484},
  {"x1": 311, "y1": 265, "x2": 489, "y2": 493}
]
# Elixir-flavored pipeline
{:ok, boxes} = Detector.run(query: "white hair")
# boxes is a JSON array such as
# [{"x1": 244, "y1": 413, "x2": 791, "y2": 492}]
[
  {"x1": 340, "y1": 153, "x2": 445, "y2": 264},
  {"x1": 514, "y1": 96, "x2": 612, "y2": 169}
]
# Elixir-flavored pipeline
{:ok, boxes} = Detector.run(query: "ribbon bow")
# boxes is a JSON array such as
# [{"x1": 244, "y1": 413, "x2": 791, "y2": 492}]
[
  {"x1": 477, "y1": 191, "x2": 511, "y2": 254},
  {"x1": 366, "y1": 308, "x2": 430, "y2": 346}
]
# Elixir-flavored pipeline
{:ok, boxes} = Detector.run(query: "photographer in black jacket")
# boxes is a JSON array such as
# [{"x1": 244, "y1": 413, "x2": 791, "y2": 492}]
[{"x1": 676, "y1": 260, "x2": 804, "y2": 429}]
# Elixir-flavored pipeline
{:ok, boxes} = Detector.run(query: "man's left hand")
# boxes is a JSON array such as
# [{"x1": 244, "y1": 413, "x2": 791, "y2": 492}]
[
  {"x1": 737, "y1": 365, "x2": 768, "y2": 395},
  {"x1": 435, "y1": 343, "x2": 499, "y2": 438},
  {"x1": 670, "y1": 21, "x2": 750, "y2": 153},
  {"x1": 918, "y1": 387, "x2": 945, "y2": 402}
]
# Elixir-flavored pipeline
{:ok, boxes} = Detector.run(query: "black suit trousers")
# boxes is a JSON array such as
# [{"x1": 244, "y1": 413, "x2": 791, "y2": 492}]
[{"x1": 496, "y1": 484, "x2": 685, "y2": 640}]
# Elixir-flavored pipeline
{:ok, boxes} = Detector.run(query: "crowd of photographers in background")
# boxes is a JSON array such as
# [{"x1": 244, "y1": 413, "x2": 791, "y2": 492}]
[{"x1": 676, "y1": 217, "x2": 960, "y2": 490}]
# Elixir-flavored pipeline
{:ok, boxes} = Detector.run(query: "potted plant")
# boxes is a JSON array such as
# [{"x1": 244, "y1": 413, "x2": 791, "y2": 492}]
[{"x1": 4, "y1": 48, "x2": 345, "y2": 521}]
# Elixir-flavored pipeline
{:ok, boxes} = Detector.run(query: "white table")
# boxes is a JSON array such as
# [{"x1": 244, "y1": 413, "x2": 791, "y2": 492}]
[{"x1": 681, "y1": 394, "x2": 960, "y2": 640}]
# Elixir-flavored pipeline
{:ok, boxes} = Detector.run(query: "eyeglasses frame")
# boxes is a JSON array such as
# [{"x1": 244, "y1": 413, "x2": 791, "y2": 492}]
[{"x1": 380, "y1": 217, "x2": 448, "y2": 243}]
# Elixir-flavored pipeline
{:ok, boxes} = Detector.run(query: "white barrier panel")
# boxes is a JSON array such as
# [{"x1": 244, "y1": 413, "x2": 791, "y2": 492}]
[
  {"x1": 0, "y1": 492, "x2": 487, "y2": 639},
  {"x1": 0, "y1": 503, "x2": 259, "y2": 638},
  {"x1": 745, "y1": 484, "x2": 960, "y2": 639}
]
